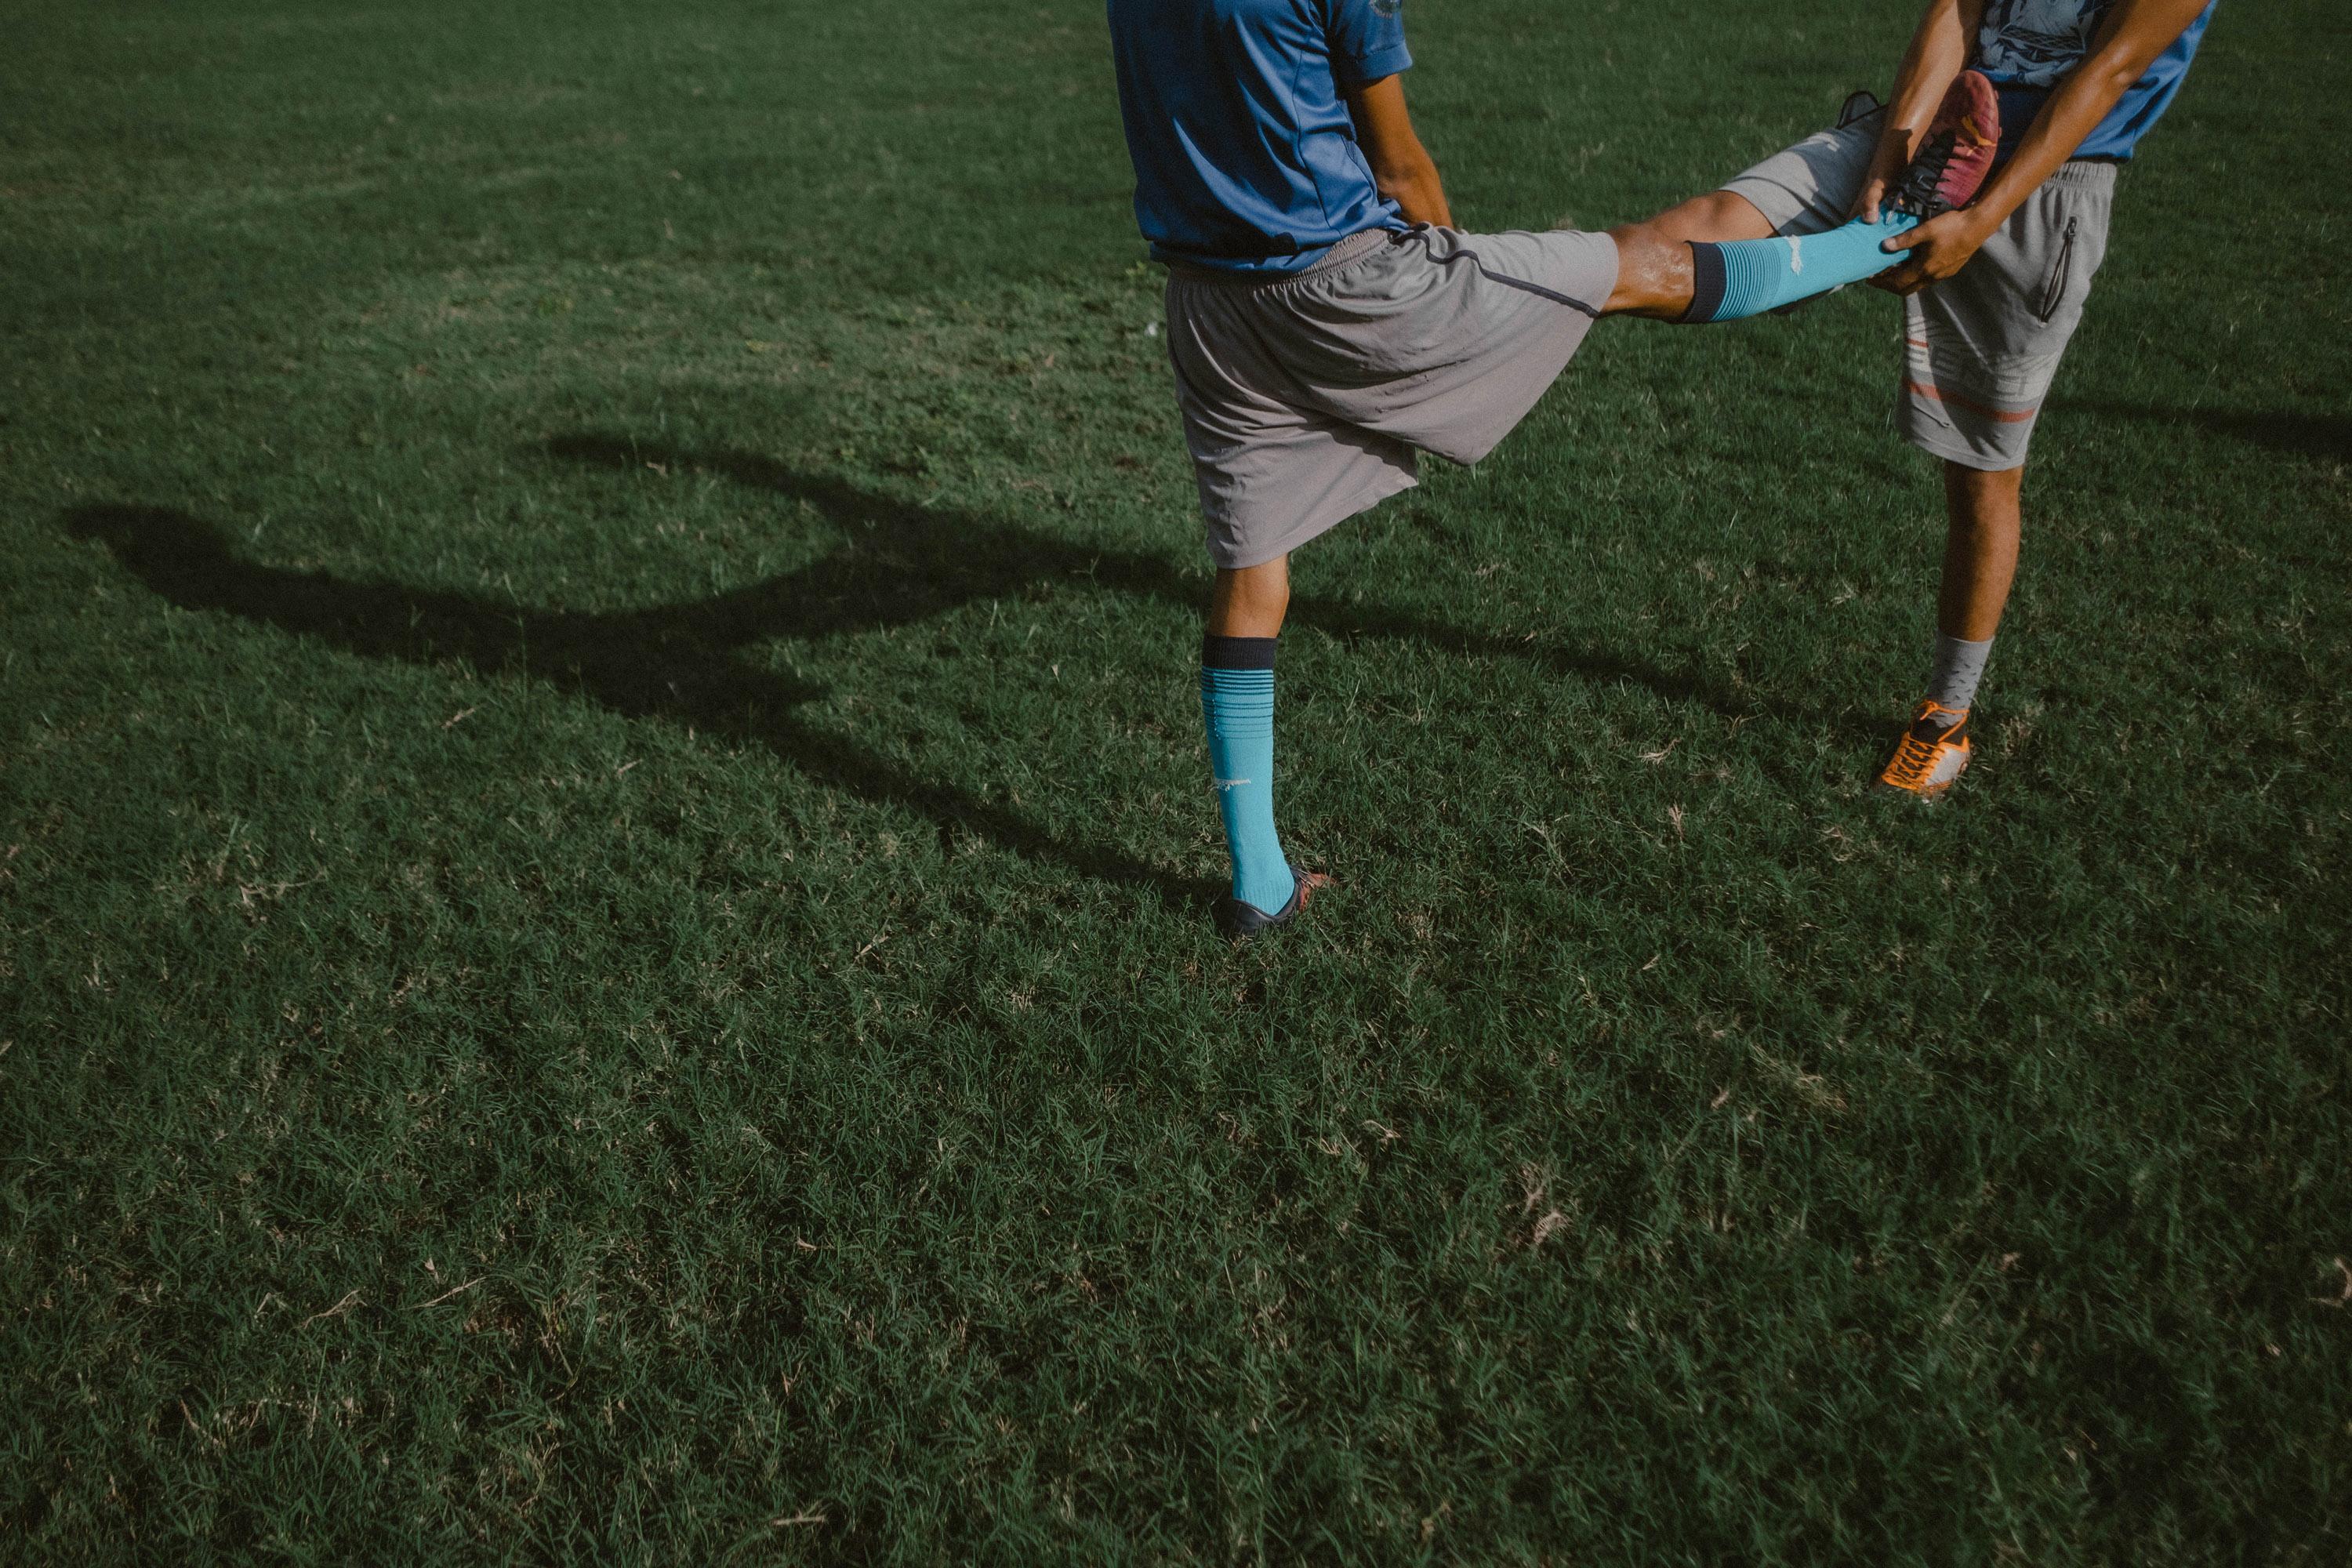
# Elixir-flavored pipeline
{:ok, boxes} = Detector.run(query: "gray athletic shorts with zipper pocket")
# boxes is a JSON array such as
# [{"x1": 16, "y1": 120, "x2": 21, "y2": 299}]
[
  {"x1": 1163, "y1": 223, "x2": 1621, "y2": 569},
  {"x1": 1722, "y1": 105, "x2": 2118, "y2": 471}
]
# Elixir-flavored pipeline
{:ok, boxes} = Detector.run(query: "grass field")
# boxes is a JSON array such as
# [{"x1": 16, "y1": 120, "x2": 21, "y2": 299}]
[{"x1": 4, "y1": 0, "x2": 2349, "y2": 1559}]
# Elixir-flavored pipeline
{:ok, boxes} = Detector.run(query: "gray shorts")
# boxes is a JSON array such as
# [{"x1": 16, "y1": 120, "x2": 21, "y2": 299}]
[
  {"x1": 1163, "y1": 225, "x2": 1620, "y2": 568},
  {"x1": 1723, "y1": 108, "x2": 2118, "y2": 470}
]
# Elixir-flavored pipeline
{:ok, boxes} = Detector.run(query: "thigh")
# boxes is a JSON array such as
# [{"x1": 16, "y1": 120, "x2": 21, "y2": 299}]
[
  {"x1": 1898, "y1": 163, "x2": 2118, "y2": 469},
  {"x1": 1298, "y1": 226, "x2": 1618, "y2": 466},
  {"x1": 1164, "y1": 272, "x2": 1419, "y2": 570},
  {"x1": 1720, "y1": 106, "x2": 1883, "y2": 236},
  {"x1": 1175, "y1": 392, "x2": 1420, "y2": 572}
]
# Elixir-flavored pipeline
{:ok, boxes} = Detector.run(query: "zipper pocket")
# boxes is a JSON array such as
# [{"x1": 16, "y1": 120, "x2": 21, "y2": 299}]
[{"x1": 2036, "y1": 215, "x2": 2081, "y2": 324}]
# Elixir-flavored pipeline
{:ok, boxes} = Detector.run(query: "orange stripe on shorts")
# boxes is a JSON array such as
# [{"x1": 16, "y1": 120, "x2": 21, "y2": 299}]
[{"x1": 1903, "y1": 379, "x2": 2037, "y2": 424}]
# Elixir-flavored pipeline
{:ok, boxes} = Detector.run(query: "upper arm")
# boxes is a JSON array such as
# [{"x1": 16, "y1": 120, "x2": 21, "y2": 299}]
[
  {"x1": 2085, "y1": 0, "x2": 2214, "y2": 83},
  {"x1": 1344, "y1": 74, "x2": 1430, "y2": 180},
  {"x1": 1325, "y1": 0, "x2": 1413, "y2": 89}
]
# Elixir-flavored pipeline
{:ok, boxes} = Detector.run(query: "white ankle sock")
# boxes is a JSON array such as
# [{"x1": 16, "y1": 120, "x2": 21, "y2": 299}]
[{"x1": 1926, "y1": 633, "x2": 1993, "y2": 720}]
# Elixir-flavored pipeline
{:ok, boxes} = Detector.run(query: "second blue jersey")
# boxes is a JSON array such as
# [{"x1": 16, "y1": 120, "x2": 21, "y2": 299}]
[
  {"x1": 1979, "y1": 0, "x2": 2217, "y2": 162},
  {"x1": 1106, "y1": 0, "x2": 1414, "y2": 274}
]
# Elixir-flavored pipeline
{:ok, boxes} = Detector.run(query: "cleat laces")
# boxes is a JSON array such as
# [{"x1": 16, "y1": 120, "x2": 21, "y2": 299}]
[
  {"x1": 1882, "y1": 730, "x2": 1948, "y2": 789},
  {"x1": 1881, "y1": 701, "x2": 1968, "y2": 790},
  {"x1": 1891, "y1": 129, "x2": 1968, "y2": 218}
]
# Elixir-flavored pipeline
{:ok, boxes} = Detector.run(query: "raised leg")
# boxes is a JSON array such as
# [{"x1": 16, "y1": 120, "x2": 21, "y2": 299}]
[
  {"x1": 1604, "y1": 186, "x2": 1896, "y2": 321},
  {"x1": 1637, "y1": 189, "x2": 1780, "y2": 247},
  {"x1": 1602, "y1": 220, "x2": 1700, "y2": 319}
]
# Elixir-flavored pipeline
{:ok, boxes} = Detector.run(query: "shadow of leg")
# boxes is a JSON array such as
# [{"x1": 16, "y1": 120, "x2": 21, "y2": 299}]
[
  {"x1": 540, "y1": 432, "x2": 1790, "y2": 720},
  {"x1": 63, "y1": 503, "x2": 1206, "y2": 909}
]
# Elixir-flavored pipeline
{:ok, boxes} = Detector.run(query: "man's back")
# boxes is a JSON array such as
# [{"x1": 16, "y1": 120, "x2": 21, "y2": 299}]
[{"x1": 1105, "y1": 0, "x2": 1411, "y2": 272}]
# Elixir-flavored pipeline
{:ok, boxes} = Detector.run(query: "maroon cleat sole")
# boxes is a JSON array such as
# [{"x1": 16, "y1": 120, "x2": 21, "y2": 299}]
[{"x1": 1891, "y1": 70, "x2": 2002, "y2": 220}]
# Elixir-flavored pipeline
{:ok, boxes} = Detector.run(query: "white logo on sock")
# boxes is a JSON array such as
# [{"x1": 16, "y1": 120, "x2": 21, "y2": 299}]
[
  {"x1": 1213, "y1": 777, "x2": 1252, "y2": 792},
  {"x1": 1786, "y1": 235, "x2": 1805, "y2": 274}
]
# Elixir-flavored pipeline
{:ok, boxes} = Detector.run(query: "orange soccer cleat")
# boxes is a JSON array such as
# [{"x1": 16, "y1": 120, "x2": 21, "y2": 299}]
[{"x1": 1877, "y1": 701, "x2": 1973, "y2": 799}]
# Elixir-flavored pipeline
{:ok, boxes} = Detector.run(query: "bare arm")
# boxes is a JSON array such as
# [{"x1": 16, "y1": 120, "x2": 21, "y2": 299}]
[
  {"x1": 1853, "y1": 0, "x2": 1982, "y2": 221},
  {"x1": 1345, "y1": 74, "x2": 1451, "y2": 227},
  {"x1": 1877, "y1": 0, "x2": 2212, "y2": 292}
]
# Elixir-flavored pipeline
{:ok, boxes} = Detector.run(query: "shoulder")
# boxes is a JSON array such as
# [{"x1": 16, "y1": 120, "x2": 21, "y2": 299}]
[{"x1": 1327, "y1": 0, "x2": 1412, "y2": 86}]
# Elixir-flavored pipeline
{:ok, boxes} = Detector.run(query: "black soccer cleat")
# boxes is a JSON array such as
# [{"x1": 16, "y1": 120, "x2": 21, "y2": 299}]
[{"x1": 1216, "y1": 866, "x2": 1334, "y2": 938}]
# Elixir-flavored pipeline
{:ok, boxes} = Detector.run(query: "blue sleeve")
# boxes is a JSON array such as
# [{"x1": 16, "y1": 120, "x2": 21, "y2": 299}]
[{"x1": 1325, "y1": 0, "x2": 1411, "y2": 87}]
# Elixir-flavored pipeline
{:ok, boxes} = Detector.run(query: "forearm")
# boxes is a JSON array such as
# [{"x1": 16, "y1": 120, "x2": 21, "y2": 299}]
[
  {"x1": 1344, "y1": 75, "x2": 1450, "y2": 227},
  {"x1": 1882, "y1": 0, "x2": 1980, "y2": 155},
  {"x1": 1964, "y1": 64, "x2": 2131, "y2": 229},
  {"x1": 1868, "y1": 0, "x2": 2204, "y2": 293},
  {"x1": 1380, "y1": 157, "x2": 1451, "y2": 227}
]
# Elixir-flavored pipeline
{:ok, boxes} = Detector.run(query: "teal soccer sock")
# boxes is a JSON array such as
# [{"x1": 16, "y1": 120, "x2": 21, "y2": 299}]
[
  {"x1": 1200, "y1": 635, "x2": 1294, "y2": 914},
  {"x1": 1683, "y1": 212, "x2": 1919, "y2": 323}
]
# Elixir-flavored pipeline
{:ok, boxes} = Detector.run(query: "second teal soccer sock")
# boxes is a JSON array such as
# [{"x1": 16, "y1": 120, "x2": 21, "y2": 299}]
[
  {"x1": 1200, "y1": 636, "x2": 1295, "y2": 914},
  {"x1": 1683, "y1": 212, "x2": 1920, "y2": 323}
]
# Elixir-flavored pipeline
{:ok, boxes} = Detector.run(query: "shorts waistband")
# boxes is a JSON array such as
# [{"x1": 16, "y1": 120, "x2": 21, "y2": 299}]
[
  {"x1": 2044, "y1": 158, "x2": 2120, "y2": 190},
  {"x1": 1165, "y1": 227, "x2": 1397, "y2": 289}
]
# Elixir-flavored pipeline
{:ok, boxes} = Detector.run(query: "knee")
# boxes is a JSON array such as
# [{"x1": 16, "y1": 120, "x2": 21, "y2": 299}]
[
  {"x1": 1944, "y1": 459, "x2": 2025, "y2": 506},
  {"x1": 1231, "y1": 558, "x2": 1289, "y2": 604},
  {"x1": 1640, "y1": 190, "x2": 1772, "y2": 246},
  {"x1": 1210, "y1": 557, "x2": 1291, "y2": 637},
  {"x1": 1943, "y1": 460, "x2": 2027, "y2": 527}
]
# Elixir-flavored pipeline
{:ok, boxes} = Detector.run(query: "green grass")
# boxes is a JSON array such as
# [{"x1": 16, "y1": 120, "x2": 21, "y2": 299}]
[{"x1": 3, "y1": 0, "x2": 2348, "y2": 1560}]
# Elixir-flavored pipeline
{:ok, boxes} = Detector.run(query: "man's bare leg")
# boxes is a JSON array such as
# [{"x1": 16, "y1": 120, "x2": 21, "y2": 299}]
[
  {"x1": 1878, "y1": 459, "x2": 2024, "y2": 795},
  {"x1": 1938, "y1": 461, "x2": 2023, "y2": 644},
  {"x1": 1207, "y1": 556, "x2": 1290, "y2": 638},
  {"x1": 1638, "y1": 189, "x2": 1780, "y2": 247},
  {"x1": 1602, "y1": 221, "x2": 1698, "y2": 319},
  {"x1": 1601, "y1": 191, "x2": 1785, "y2": 319}
]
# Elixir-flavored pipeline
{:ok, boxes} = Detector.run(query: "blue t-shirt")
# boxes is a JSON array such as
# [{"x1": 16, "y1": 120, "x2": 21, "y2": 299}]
[
  {"x1": 1976, "y1": 0, "x2": 2216, "y2": 162},
  {"x1": 1106, "y1": 0, "x2": 1413, "y2": 273}
]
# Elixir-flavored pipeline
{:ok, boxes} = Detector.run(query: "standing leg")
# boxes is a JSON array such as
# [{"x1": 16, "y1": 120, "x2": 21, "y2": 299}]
[
  {"x1": 1881, "y1": 155, "x2": 2114, "y2": 800},
  {"x1": 1923, "y1": 460, "x2": 2022, "y2": 719},
  {"x1": 1919, "y1": 456, "x2": 2013, "y2": 728},
  {"x1": 1207, "y1": 555, "x2": 1291, "y2": 640},
  {"x1": 1201, "y1": 555, "x2": 1325, "y2": 932},
  {"x1": 1878, "y1": 459, "x2": 2022, "y2": 797},
  {"x1": 1936, "y1": 459, "x2": 2023, "y2": 648}
]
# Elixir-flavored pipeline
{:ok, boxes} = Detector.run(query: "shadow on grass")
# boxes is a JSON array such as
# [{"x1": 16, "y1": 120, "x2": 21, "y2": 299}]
[
  {"x1": 2067, "y1": 402, "x2": 2352, "y2": 466},
  {"x1": 67, "y1": 445, "x2": 1768, "y2": 902},
  {"x1": 538, "y1": 432, "x2": 1782, "y2": 718},
  {"x1": 65, "y1": 501, "x2": 1211, "y2": 908}
]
